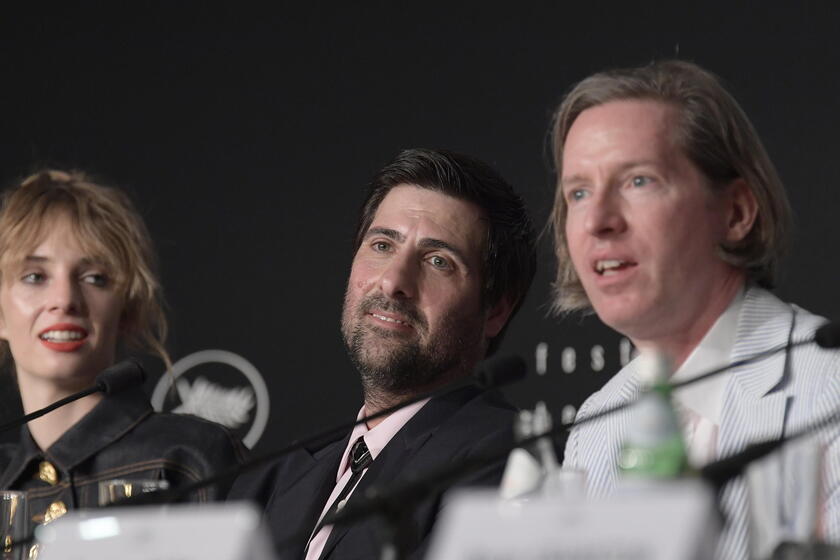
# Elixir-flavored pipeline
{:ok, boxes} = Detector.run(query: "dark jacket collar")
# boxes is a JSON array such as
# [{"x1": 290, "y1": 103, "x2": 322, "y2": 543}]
[
  {"x1": 0, "y1": 387, "x2": 152, "y2": 487},
  {"x1": 318, "y1": 384, "x2": 489, "y2": 559},
  {"x1": 394, "y1": 384, "x2": 485, "y2": 453}
]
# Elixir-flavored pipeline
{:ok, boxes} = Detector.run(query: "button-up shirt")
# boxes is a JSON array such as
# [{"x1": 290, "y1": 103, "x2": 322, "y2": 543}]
[{"x1": 306, "y1": 399, "x2": 429, "y2": 560}]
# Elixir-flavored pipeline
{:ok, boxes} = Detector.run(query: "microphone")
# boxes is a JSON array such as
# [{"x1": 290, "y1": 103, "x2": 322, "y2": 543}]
[
  {"x1": 96, "y1": 359, "x2": 147, "y2": 395},
  {"x1": 815, "y1": 321, "x2": 840, "y2": 349},
  {"x1": 116, "y1": 353, "x2": 528, "y2": 506},
  {"x1": 0, "y1": 359, "x2": 146, "y2": 434},
  {"x1": 475, "y1": 354, "x2": 526, "y2": 389}
]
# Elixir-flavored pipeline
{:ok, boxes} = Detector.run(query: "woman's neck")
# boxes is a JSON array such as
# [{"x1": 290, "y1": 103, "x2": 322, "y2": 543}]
[{"x1": 17, "y1": 376, "x2": 104, "y2": 451}]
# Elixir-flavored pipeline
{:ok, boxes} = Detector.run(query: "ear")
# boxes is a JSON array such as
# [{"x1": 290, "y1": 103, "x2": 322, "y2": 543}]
[
  {"x1": 483, "y1": 295, "x2": 515, "y2": 339},
  {"x1": 724, "y1": 178, "x2": 758, "y2": 243}
]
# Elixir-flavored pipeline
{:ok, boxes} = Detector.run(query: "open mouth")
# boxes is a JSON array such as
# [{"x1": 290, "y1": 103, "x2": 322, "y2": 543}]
[
  {"x1": 39, "y1": 330, "x2": 87, "y2": 342},
  {"x1": 369, "y1": 312, "x2": 410, "y2": 326},
  {"x1": 38, "y1": 325, "x2": 89, "y2": 351},
  {"x1": 594, "y1": 259, "x2": 637, "y2": 276},
  {"x1": 358, "y1": 294, "x2": 426, "y2": 333}
]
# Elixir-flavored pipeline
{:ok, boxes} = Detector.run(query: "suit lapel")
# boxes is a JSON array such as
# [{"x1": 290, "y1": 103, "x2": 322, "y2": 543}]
[
  {"x1": 318, "y1": 386, "x2": 480, "y2": 559},
  {"x1": 570, "y1": 360, "x2": 641, "y2": 494},
  {"x1": 718, "y1": 288, "x2": 795, "y2": 457},
  {"x1": 267, "y1": 437, "x2": 346, "y2": 560}
]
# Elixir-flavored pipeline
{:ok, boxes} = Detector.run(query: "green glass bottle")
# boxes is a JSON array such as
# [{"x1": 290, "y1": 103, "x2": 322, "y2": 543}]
[{"x1": 619, "y1": 351, "x2": 689, "y2": 478}]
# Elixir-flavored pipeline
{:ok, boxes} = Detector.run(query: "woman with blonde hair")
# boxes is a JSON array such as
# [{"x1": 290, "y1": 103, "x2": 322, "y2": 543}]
[{"x1": 0, "y1": 170, "x2": 245, "y2": 525}]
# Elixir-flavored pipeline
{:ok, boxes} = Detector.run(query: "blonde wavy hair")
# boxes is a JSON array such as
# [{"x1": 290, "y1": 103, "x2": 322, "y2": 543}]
[{"x1": 0, "y1": 169, "x2": 170, "y2": 369}]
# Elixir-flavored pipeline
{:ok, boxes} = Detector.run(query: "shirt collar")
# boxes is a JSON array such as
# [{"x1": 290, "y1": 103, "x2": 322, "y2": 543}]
[
  {"x1": 669, "y1": 284, "x2": 745, "y2": 423},
  {"x1": 672, "y1": 284, "x2": 745, "y2": 382},
  {"x1": 335, "y1": 398, "x2": 429, "y2": 482}
]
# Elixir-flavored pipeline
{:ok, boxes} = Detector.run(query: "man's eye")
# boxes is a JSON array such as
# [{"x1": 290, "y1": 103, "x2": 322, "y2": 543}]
[
  {"x1": 21, "y1": 272, "x2": 45, "y2": 284},
  {"x1": 631, "y1": 176, "x2": 652, "y2": 187},
  {"x1": 428, "y1": 255, "x2": 451, "y2": 270},
  {"x1": 567, "y1": 189, "x2": 588, "y2": 203},
  {"x1": 82, "y1": 273, "x2": 109, "y2": 287},
  {"x1": 372, "y1": 241, "x2": 392, "y2": 253}
]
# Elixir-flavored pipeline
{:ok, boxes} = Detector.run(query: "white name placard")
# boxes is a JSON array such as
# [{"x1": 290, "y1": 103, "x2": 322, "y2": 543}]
[
  {"x1": 427, "y1": 480, "x2": 720, "y2": 560},
  {"x1": 36, "y1": 502, "x2": 275, "y2": 560}
]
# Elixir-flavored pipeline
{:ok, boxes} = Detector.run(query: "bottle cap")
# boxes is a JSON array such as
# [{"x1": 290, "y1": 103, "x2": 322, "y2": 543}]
[{"x1": 636, "y1": 351, "x2": 673, "y2": 388}]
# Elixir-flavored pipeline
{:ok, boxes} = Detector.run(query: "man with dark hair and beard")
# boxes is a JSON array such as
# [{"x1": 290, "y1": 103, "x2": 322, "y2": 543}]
[{"x1": 230, "y1": 148, "x2": 536, "y2": 560}]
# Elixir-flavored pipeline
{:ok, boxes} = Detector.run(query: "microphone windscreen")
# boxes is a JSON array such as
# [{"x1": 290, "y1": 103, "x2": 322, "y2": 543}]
[
  {"x1": 474, "y1": 354, "x2": 527, "y2": 388},
  {"x1": 96, "y1": 359, "x2": 147, "y2": 395},
  {"x1": 815, "y1": 321, "x2": 840, "y2": 349}
]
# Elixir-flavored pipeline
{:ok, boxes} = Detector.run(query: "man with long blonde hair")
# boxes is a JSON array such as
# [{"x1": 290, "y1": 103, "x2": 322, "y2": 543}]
[{"x1": 551, "y1": 60, "x2": 839, "y2": 558}]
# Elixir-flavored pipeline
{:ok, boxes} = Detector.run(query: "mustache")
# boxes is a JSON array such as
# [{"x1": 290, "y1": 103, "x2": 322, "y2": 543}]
[{"x1": 359, "y1": 294, "x2": 427, "y2": 332}]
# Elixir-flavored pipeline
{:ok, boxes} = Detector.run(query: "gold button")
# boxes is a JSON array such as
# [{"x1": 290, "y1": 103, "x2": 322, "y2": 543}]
[
  {"x1": 37, "y1": 461, "x2": 59, "y2": 486},
  {"x1": 43, "y1": 501, "x2": 67, "y2": 524}
]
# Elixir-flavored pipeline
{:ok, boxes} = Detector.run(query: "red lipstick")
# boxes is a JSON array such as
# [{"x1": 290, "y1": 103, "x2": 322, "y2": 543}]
[{"x1": 38, "y1": 323, "x2": 88, "y2": 352}]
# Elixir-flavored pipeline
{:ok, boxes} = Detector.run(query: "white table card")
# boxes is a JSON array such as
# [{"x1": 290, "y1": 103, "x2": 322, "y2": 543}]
[
  {"x1": 35, "y1": 502, "x2": 275, "y2": 560},
  {"x1": 427, "y1": 480, "x2": 720, "y2": 560}
]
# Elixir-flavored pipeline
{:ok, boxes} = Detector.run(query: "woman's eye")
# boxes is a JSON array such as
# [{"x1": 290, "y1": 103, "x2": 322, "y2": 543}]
[
  {"x1": 82, "y1": 273, "x2": 109, "y2": 287},
  {"x1": 21, "y1": 272, "x2": 45, "y2": 284}
]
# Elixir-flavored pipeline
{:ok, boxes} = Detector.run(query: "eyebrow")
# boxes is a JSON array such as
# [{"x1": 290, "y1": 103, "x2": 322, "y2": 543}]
[
  {"x1": 560, "y1": 175, "x2": 588, "y2": 190},
  {"x1": 561, "y1": 161, "x2": 662, "y2": 188},
  {"x1": 364, "y1": 227, "x2": 405, "y2": 243},
  {"x1": 364, "y1": 227, "x2": 470, "y2": 268},
  {"x1": 21, "y1": 255, "x2": 100, "y2": 267}
]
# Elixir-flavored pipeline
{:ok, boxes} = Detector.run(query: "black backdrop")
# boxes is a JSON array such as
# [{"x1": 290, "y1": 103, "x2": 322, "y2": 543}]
[{"x1": 1, "y1": 4, "x2": 838, "y2": 454}]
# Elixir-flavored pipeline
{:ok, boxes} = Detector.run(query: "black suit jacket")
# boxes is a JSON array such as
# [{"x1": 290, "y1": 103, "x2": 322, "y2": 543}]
[{"x1": 229, "y1": 385, "x2": 516, "y2": 560}]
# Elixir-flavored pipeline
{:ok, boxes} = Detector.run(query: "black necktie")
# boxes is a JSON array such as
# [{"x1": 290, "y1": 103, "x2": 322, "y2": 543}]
[{"x1": 305, "y1": 436, "x2": 373, "y2": 554}]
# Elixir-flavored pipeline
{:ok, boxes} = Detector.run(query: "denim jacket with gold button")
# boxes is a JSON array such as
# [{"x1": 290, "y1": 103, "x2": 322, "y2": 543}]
[{"x1": 0, "y1": 386, "x2": 247, "y2": 527}]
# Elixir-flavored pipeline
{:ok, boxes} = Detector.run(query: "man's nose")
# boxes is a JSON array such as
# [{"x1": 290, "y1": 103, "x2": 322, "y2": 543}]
[
  {"x1": 584, "y1": 191, "x2": 627, "y2": 237},
  {"x1": 378, "y1": 253, "x2": 418, "y2": 300},
  {"x1": 47, "y1": 277, "x2": 84, "y2": 314}
]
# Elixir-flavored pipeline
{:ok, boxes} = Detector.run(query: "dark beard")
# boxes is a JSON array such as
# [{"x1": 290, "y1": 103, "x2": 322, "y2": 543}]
[{"x1": 341, "y1": 293, "x2": 481, "y2": 399}]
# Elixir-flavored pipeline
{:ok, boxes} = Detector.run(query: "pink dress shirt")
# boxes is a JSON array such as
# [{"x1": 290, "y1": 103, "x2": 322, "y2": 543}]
[{"x1": 305, "y1": 399, "x2": 429, "y2": 560}]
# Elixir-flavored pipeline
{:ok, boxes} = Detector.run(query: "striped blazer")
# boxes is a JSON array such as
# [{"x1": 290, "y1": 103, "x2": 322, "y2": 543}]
[{"x1": 563, "y1": 286, "x2": 840, "y2": 559}]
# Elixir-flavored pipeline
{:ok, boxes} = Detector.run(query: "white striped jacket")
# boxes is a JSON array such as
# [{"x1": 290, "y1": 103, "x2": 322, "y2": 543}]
[{"x1": 563, "y1": 287, "x2": 840, "y2": 559}]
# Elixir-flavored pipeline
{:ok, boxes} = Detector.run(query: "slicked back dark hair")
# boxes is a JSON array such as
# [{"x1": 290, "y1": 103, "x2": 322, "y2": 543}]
[{"x1": 353, "y1": 148, "x2": 536, "y2": 356}]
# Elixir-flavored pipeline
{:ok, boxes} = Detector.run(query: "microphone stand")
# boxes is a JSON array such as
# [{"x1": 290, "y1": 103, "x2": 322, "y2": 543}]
[
  {"x1": 0, "y1": 359, "x2": 146, "y2": 434},
  {"x1": 0, "y1": 386, "x2": 101, "y2": 434}
]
